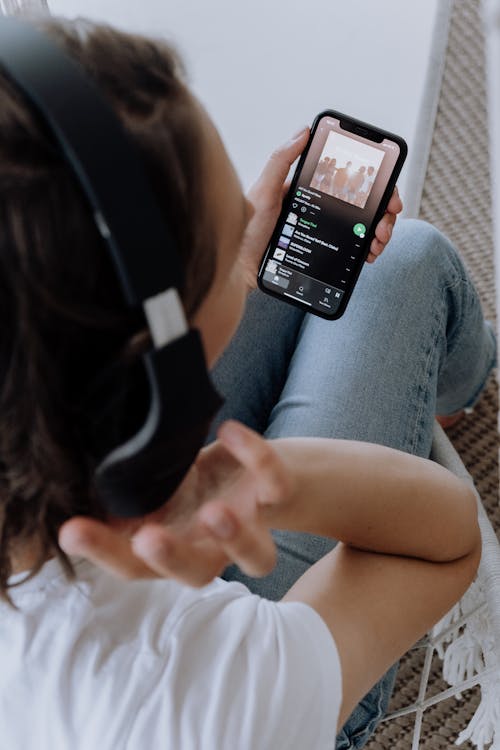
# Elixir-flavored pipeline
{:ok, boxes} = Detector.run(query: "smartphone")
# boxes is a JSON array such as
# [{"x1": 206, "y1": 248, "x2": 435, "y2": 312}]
[{"x1": 257, "y1": 110, "x2": 407, "y2": 319}]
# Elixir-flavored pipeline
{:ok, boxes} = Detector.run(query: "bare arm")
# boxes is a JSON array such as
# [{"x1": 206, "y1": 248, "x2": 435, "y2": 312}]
[
  {"x1": 189, "y1": 424, "x2": 481, "y2": 730},
  {"x1": 257, "y1": 438, "x2": 481, "y2": 729},
  {"x1": 283, "y1": 538, "x2": 480, "y2": 729},
  {"x1": 267, "y1": 437, "x2": 478, "y2": 562},
  {"x1": 61, "y1": 422, "x2": 480, "y2": 585}
]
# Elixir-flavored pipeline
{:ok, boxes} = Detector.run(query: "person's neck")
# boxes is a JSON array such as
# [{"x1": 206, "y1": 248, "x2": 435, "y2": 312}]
[{"x1": 10, "y1": 541, "x2": 50, "y2": 576}]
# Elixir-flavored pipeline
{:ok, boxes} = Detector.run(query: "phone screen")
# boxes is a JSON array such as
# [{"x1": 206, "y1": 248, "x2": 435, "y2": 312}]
[{"x1": 258, "y1": 112, "x2": 406, "y2": 318}]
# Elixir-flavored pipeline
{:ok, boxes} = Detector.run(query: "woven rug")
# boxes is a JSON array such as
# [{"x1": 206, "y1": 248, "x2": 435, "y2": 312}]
[{"x1": 366, "y1": 1, "x2": 499, "y2": 748}]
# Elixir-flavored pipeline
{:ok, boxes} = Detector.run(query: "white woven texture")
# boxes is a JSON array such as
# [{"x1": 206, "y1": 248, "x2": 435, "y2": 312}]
[
  {"x1": 367, "y1": 428, "x2": 499, "y2": 750},
  {"x1": 384, "y1": 428, "x2": 500, "y2": 749}
]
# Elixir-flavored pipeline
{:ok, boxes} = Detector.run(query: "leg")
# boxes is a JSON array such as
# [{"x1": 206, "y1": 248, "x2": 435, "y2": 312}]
[
  {"x1": 207, "y1": 290, "x2": 306, "y2": 439},
  {"x1": 236, "y1": 221, "x2": 494, "y2": 748},
  {"x1": 210, "y1": 220, "x2": 495, "y2": 748},
  {"x1": 266, "y1": 219, "x2": 495, "y2": 453},
  {"x1": 222, "y1": 220, "x2": 495, "y2": 599}
]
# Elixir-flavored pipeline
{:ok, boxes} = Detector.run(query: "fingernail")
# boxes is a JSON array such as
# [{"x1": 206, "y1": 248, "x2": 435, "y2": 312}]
[
  {"x1": 387, "y1": 223, "x2": 393, "y2": 238},
  {"x1": 205, "y1": 512, "x2": 235, "y2": 540},
  {"x1": 131, "y1": 527, "x2": 170, "y2": 559},
  {"x1": 220, "y1": 421, "x2": 245, "y2": 447}
]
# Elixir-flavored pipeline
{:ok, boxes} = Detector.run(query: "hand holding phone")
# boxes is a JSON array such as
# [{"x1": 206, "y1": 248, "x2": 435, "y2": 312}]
[{"x1": 257, "y1": 111, "x2": 407, "y2": 319}]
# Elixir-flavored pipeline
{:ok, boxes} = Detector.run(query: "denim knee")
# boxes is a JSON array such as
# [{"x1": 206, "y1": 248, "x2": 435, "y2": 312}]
[
  {"x1": 379, "y1": 218, "x2": 463, "y2": 288},
  {"x1": 336, "y1": 663, "x2": 399, "y2": 749}
]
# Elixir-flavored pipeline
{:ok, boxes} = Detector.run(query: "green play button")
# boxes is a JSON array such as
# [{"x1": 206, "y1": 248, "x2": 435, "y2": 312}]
[{"x1": 353, "y1": 222, "x2": 366, "y2": 238}]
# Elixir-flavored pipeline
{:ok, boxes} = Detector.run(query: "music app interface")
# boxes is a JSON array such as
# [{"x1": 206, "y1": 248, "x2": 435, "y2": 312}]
[{"x1": 260, "y1": 115, "x2": 401, "y2": 316}]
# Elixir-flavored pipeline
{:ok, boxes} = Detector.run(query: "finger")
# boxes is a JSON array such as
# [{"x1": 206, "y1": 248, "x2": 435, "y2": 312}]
[
  {"x1": 195, "y1": 439, "x2": 240, "y2": 487},
  {"x1": 131, "y1": 523, "x2": 229, "y2": 587},
  {"x1": 374, "y1": 214, "x2": 395, "y2": 245},
  {"x1": 365, "y1": 251, "x2": 377, "y2": 264},
  {"x1": 59, "y1": 517, "x2": 158, "y2": 580},
  {"x1": 369, "y1": 237, "x2": 385, "y2": 257},
  {"x1": 386, "y1": 186, "x2": 403, "y2": 215},
  {"x1": 200, "y1": 503, "x2": 277, "y2": 577},
  {"x1": 217, "y1": 420, "x2": 290, "y2": 504},
  {"x1": 248, "y1": 127, "x2": 309, "y2": 206}
]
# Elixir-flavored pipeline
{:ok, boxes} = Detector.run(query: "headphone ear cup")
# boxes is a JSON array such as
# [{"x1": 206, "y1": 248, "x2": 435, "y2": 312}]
[{"x1": 95, "y1": 330, "x2": 223, "y2": 518}]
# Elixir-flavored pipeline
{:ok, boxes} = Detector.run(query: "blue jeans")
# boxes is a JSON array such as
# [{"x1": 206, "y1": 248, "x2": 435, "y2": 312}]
[{"x1": 207, "y1": 219, "x2": 496, "y2": 749}]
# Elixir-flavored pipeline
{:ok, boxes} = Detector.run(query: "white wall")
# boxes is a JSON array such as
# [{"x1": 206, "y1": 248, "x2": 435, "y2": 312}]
[{"x1": 49, "y1": 0, "x2": 451, "y2": 214}]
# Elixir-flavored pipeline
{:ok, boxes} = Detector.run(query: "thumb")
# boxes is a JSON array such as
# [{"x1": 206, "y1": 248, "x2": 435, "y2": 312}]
[{"x1": 248, "y1": 126, "x2": 309, "y2": 207}]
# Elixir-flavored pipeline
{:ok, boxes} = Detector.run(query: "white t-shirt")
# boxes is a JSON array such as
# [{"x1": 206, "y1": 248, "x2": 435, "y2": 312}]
[{"x1": 0, "y1": 557, "x2": 342, "y2": 750}]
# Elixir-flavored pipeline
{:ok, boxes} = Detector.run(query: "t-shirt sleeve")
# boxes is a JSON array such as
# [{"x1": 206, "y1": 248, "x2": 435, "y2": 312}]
[{"x1": 127, "y1": 587, "x2": 342, "y2": 750}]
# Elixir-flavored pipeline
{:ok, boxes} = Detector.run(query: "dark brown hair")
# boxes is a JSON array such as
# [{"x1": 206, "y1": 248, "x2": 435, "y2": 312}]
[{"x1": 0, "y1": 16, "x2": 216, "y2": 603}]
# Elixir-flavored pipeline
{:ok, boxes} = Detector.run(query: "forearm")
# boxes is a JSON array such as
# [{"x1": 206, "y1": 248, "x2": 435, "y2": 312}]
[{"x1": 268, "y1": 438, "x2": 479, "y2": 562}]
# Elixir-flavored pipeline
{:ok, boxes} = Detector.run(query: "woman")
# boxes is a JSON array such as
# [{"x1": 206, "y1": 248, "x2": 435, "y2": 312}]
[{"x1": 0, "y1": 17, "x2": 495, "y2": 750}]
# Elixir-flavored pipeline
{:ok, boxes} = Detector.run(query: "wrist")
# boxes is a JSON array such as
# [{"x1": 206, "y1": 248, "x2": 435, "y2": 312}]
[{"x1": 259, "y1": 440, "x2": 312, "y2": 532}]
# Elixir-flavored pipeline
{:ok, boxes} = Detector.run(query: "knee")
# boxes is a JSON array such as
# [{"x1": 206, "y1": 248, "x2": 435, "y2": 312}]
[{"x1": 379, "y1": 218, "x2": 463, "y2": 287}]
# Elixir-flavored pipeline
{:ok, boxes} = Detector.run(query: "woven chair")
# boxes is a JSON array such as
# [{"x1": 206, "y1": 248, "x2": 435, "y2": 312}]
[
  {"x1": 379, "y1": 423, "x2": 500, "y2": 750},
  {"x1": 377, "y1": 2, "x2": 500, "y2": 746}
]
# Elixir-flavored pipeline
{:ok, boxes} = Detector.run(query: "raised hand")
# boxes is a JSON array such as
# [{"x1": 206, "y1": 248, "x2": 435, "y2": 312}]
[{"x1": 59, "y1": 421, "x2": 291, "y2": 586}]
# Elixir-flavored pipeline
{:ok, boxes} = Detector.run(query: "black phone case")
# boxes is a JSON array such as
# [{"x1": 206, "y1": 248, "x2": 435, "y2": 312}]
[{"x1": 257, "y1": 109, "x2": 408, "y2": 320}]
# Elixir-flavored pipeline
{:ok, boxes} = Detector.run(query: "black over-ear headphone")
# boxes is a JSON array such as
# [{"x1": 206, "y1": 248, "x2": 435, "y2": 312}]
[{"x1": 0, "y1": 17, "x2": 223, "y2": 517}]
